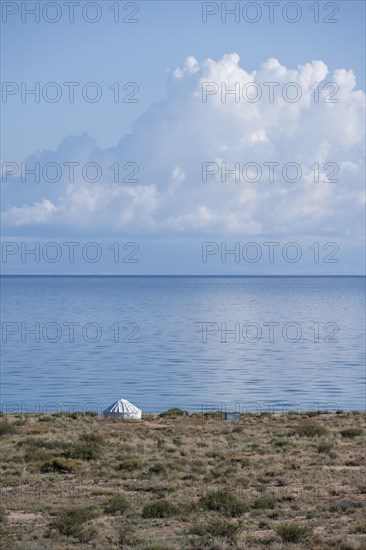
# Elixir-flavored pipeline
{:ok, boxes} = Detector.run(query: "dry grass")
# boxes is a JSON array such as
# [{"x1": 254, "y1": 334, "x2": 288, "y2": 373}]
[{"x1": 0, "y1": 411, "x2": 365, "y2": 549}]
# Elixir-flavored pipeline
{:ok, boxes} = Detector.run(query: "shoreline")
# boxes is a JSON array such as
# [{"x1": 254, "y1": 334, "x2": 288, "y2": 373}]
[{"x1": 2, "y1": 408, "x2": 366, "y2": 417}]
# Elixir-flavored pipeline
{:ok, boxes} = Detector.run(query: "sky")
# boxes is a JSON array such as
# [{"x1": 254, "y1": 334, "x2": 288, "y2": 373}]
[{"x1": 1, "y1": 0, "x2": 365, "y2": 274}]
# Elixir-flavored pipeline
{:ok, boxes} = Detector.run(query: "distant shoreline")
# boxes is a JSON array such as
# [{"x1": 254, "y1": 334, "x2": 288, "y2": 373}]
[{"x1": 2, "y1": 410, "x2": 366, "y2": 417}]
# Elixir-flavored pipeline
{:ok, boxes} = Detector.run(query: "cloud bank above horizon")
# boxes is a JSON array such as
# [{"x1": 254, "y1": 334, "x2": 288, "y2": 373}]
[{"x1": 2, "y1": 54, "x2": 365, "y2": 242}]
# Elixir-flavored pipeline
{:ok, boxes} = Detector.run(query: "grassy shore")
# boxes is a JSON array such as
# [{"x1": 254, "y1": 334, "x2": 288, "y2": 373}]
[{"x1": 0, "y1": 410, "x2": 365, "y2": 549}]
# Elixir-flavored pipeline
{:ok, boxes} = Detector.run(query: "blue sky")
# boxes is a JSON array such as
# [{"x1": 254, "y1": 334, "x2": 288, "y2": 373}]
[{"x1": 1, "y1": 1, "x2": 365, "y2": 274}]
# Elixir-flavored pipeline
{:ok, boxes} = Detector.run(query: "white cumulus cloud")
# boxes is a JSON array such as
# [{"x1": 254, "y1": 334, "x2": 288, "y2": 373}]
[{"x1": 1, "y1": 54, "x2": 365, "y2": 240}]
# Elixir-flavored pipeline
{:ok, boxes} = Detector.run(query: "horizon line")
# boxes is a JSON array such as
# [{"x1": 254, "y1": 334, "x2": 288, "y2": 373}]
[{"x1": 0, "y1": 274, "x2": 365, "y2": 278}]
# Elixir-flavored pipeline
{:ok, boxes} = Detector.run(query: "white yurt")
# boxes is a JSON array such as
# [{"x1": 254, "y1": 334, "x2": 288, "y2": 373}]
[{"x1": 103, "y1": 399, "x2": 142, "y2": 420}]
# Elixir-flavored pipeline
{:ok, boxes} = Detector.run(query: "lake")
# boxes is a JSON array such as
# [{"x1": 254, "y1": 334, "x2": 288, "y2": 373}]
[{"x1": 1, "y1": 276, "x2": 365, "y2": 413}]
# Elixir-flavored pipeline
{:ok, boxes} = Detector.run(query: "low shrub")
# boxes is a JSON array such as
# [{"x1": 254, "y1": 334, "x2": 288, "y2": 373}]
[
  {"x1": 104, "y1": 494, "x2": 130, "y2": 515},
  {"x1": 276, "y1": 522, "x2": 313, "y2": 543},
  {"x1": 232, "y1": 425, "x2": 243, "y2": 433},
  {"x1": 117, "y1": 456, "x2": 143, "y2": 471},
  {"x1": 159, "y1": 408, "x2": 188, "y2": 417},
  {"x1": 49, "y1": 506, "x2": 100, "y2": 541},
  {"x1": 19, "y1": 437, "x2": 70, "y2": 451},
  {"x1": 317, "y1": 440, "x2": 333, "y2": 453},
  {"x1": 142, "y1": 500, "x2": 178, "y2": 518},
  {"x1": 200, "y1": 489, "x2": 247, "y2": 517},
  {"x1": 0, "y1": 422, "x2": 16, "y2": 436},
  {"x1": 142, "y1": 545, "x2": 171, "y2": 550},
  {"x1": 273, "y1": 439, "x2": 293, "y2": 449},
  {"x1": 54, "y1": 412, "x2": 79, "y2": 419},
  {"x1": 38, "y1": 416, "x2": 54, "y2": 423},
  {"x1": 144, "y1": 484, "x2": 176, "y2": 497},
  {"x1": 20, "y1": 438, "x2": 71, "y2": 464},
  {"x1": 340, "y1": 428, "x2": 363, "y2": 438},
  {"x1": 149, "y1": 463, "x2": 166, "y2": 475},
  {"x1": 190, "y1": 518, "x2": 241, "y2": 541},
  {"x1": 252, "y1": 495, "x2": 277, "y2": 509},
  {"x1": 295, "y1": 420, "x2": 327, "y2": 437},
  {"x1": 79, "y1": 432, "x2": 104, "y2": 445},
  {"x1": 117, "y1": 523, "x2": 137, "y2": 546},
  {"x1": 23, "y1": 446, "x2": 50, "y2": 463},
  {"x1": 65, "y1": 442, "x2": 102, "y2": 461},
  {"x1": 328, "y1": 500, "x2": 362, "y2": 512},
  {"x1": 40, "y1": 457, "x2": 84, "y2": 474}
]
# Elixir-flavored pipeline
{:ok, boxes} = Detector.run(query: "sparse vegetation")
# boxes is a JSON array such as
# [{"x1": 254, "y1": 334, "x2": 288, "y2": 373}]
[
  {"x1": 0, "y1": 421, "x2": 16, "y2": 436},
  {"x1": 341, "y1": 428, "x2": 363, "y2": 438},
  {"x1": 65, "y1": 441, "x2": 103, "y2": 461},
  {"x1": 294, "y1": 419, "x2": 327, "y2": 437},
  {"x1": 49, "y1": 506, "x2": 100, "y2": 542},
  {"x1": 104, "y1": 494, "x2": 130, "y2": 515},
  {"x1": 200, "y1": 489, "x2": 247, "y2": 516},
  {"x1": 190, "y1": 518, "x2": 241, "y2": 541},
  {"x1": 40, "y1": 457, "x2": 84, "y2": 473},
  {"x1": 142, "y1": 499, "x2": 178, "y2": 518},
  {"x1": 317, "y1": 440, "x2": 333, "y2": 453},
  {"x1": 252, "y1": 495, "x2": 277, "y2": 509},
  {"x1": 276, "y1": 522, "x2": 313, "y2": 543},
  {"x1": 0, "y1": 411, "x2": 364, "y2": 548},
  {"x1": 117, "y1": 455, "x2": 143, "y2": 471},
  {"x1": 159, "y1": 408, "x2": 188, "y2": 417}
]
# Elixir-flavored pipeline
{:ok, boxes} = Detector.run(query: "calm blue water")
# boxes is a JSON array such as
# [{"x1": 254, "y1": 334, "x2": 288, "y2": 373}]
[{"x1": 1, "y1": 276, "x2": 365, "y2": 413}]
